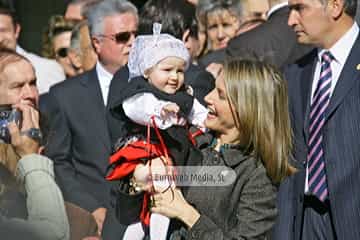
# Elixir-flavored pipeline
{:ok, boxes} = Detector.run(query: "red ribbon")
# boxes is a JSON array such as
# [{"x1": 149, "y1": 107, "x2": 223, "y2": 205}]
[{"x1": 106, "y1": 116, "x2": 174, "y2": 226}]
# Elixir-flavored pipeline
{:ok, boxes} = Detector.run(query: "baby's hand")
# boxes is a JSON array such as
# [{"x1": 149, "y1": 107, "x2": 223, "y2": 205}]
[{"x1": 160, "y1": 103, "x2": 180, "y2": 119}]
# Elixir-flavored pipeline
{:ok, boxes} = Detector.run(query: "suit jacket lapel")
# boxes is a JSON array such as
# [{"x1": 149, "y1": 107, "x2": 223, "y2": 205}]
[
  {"x1": 326, "y1": 36, "x2": 360, "y2": 120},
  {"x1": 80, "y1": 68, "x2": 111, "y2": 151},
  {"x1": 301, "y1": 53, "x2": 317, "y2": 143}
]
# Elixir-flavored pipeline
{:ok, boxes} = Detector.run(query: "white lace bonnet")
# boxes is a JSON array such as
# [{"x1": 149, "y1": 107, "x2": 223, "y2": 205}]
[{"x1": 127, "y1": 23, "x2": 190, "y2": 81}]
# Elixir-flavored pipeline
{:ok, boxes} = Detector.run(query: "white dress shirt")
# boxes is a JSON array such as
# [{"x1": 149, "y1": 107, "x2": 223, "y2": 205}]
[
  {"x1": 96, "y1": 61, "x2": 113, "y2": 106},
  {"x1": 267, "y1": 2, "x2": 288, "y2": 18},
  {"x1": 305, "y1": 22, "x2": 359, "y2": 193}
]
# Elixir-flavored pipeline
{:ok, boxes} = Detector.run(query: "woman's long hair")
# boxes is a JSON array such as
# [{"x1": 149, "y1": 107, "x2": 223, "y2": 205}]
[{"x1": 224, "y1": 59, "x2": 294, "y2": 184}]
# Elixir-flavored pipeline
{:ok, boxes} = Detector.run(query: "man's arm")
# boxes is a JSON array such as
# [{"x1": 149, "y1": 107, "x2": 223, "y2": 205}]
[
  {"x1": 14, "y1": 154, "x2": 70, "y2": 240},
  {"x1": 3, "y1": 103, "x2": 69, "y2": 240}
]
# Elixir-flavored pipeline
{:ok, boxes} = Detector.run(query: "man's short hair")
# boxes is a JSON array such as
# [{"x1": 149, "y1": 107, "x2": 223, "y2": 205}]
[
  {"x1": 342, "y1": 0, "x2": 357, "y2": 17},
  {"x1": 0, "y1": 48, "x2": 30, "y2": 78},
  {"x1": 319, "y1": 0, "x2": 357, "y2": 18},
  {"x1": 0, "y1": 0, "x2": 18, "y2": 27},
  {"x1": 85, "y1": 0, "x2": 138, "y2": 37},
  {"x1": 139, "y1": 0, "x2": 197, "y2": 40}
]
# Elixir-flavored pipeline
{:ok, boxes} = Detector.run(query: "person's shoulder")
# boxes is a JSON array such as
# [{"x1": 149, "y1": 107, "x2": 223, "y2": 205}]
[
  {"x1": 185, "y1": 63, "x2": 213, "y2": 81},
  {"x1": 285, "y1": 49, "x2": 317, "y2": 75},
  {"x1": 45, "y1": 71, "x2": 95, "y2": 112},
  {"x1": 20, "y1": 48, "x2": 62, "y2": 70},
  {"x1": 197, "y1": 50, "x2": 226, "y2": 67},
  {"x1": 49, "y1": 69, "x2": 95, "y2": 95},
  {"x1": 112, "y1": 65, "x2": 129, "y2": 82},
  {"x1": 236, "y1": 154, "x2": 273, "y2": 186},
  {"x1": 226, "y1": 7, "x2": 289, "y2": 51}
]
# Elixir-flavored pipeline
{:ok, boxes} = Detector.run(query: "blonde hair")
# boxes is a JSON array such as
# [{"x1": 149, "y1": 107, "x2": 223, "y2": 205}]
[
  {"x1": 224, "y1": 59, "x2": 294, "y2": 184},
  {"x1": 42, "y1": 15, "x2": 76, "y2": 58}
]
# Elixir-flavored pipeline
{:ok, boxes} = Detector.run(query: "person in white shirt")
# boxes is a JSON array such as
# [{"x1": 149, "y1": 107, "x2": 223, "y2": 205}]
[{"x1": 0, "y1": 4, "x2": 65, "y2": 94}]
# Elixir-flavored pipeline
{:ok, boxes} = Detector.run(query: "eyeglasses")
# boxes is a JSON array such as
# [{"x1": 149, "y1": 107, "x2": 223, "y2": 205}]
[
  {"x1": 56, "y1": 47, "x2": 69, "y2": 58},
  {"x1": 98, "y1": 31, "x2": 137, "y2": 44}
]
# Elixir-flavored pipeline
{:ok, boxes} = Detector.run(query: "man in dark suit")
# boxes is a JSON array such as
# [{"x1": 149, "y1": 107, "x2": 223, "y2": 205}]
[
  {"x1": 202, "y1": 0, "x2": 312, "y2": 70},
  {"x1": 274, "y1": 0, "x2": 360, "y2": 239},
  {"x1": 43, "y1": 0, "x2": 138, "y2": 238}
]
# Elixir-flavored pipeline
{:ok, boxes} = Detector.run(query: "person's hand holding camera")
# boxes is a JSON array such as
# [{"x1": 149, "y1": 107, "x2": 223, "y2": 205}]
[{"x1": 8, "y1": 103, "x2": 41, "y2": 158}]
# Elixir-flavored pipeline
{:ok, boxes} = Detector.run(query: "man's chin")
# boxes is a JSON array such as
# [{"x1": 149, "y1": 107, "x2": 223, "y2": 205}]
[
  {"x1": 296, "y1": 34, "x2": 311, "y2": 45},
  {"x1": 0, "y1": 42, "x2": 16, "y2": 50}
]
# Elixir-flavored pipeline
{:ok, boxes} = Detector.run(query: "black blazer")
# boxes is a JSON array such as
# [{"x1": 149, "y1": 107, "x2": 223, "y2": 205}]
[
  {"x1": 274, "y1": 35, "x2": 360, "y2": 240},
  {"x1": 44, "y1": 68, "x2": 114, "y2": 212},
  {"x1": 225, "y1": 6, "x2": 313, "y2": 69}
]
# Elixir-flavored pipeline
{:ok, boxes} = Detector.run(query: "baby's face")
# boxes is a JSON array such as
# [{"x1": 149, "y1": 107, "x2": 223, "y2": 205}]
[{"x1": 146, "y1": 57, "x2": 186, "y2": 94}]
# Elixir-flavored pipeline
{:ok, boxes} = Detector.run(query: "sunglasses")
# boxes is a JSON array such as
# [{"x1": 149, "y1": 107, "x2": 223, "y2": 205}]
[
  {"x1": 98, "y1": 31, "x2": 137, "y2": 44},
  {"x1": 56, "y1": 47, "x2": 69, "y2": 58}
]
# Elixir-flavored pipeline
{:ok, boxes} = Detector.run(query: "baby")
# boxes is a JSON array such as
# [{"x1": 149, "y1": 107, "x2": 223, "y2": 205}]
[{"x1": 107, "y1": 23, "x2": 207, "y2": 240}]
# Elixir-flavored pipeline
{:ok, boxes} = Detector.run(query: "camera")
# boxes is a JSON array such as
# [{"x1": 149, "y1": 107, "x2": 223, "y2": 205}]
[{"x1": 0, "y1": 105, "x2": 22, "y2": 144}]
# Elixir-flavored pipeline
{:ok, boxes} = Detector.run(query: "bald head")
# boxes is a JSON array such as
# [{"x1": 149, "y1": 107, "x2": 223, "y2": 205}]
[{"x1": 0, "y1": 48, "x2": 30, "y2": 76}]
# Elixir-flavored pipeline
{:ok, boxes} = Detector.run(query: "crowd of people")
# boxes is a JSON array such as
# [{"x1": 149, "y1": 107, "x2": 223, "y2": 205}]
[{"x1": 1, "y1": 0, "x2": 360, "y2": 239}]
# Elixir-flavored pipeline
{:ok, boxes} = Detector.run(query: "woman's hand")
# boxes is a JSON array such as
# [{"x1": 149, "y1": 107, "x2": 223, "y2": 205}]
[{"x1": 151, "y1": 188, "x2": 200, "y2": 228}]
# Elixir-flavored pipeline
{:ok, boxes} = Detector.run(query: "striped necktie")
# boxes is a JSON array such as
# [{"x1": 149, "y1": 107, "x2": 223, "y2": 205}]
[{"x1": 307, "y1": 51, "x2": 333, "y2": 202}]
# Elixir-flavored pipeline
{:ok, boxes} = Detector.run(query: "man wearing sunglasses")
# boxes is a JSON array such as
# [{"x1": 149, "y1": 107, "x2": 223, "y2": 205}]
[{"x1": 42, "y1": 0, "x2": 138, "y2": 239}]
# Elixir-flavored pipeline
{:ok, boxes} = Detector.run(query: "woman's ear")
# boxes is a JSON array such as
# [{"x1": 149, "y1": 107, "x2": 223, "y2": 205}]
[
  {"x1": 182, "y1": 29, "x2": 191, "y2": 43},
  {"x1": 143, "y1": 69, "x2": 150, "y2": 79}
]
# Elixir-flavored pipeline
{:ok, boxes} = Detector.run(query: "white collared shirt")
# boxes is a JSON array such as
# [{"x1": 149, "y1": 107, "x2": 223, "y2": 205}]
[
  {"x1": 267, "y1": 2, "x2": 288, "y2": 18},
  {"x1": 311, "y1": 23, "x2": 359, "y2": 101},
  {"x1": 305, "y1": 22, "x2": 359, "y2": 193},
  {"x1": 96, "y1": 61, "x2": 113, "y2": 106}
]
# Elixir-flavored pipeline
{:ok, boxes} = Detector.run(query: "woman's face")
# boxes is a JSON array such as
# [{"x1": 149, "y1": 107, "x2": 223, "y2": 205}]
[
  {"x1": 53, "y1": 31, "x2": 77, "y2": 77},
  {"x1": 204, "y1": 69, "x2": 239, "y2": 143},
  {"x1": 206, "y1": 10, "x2": 240, "y2": 51}
]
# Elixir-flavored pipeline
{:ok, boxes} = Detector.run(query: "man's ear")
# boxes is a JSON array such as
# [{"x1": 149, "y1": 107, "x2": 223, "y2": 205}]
[
  {"x1": 91, "y1": 36, "x2": 101, "y2": 55},
  {"x1": 14, "y1": 23, "x2": 21, "y2": 40},
  {"x1": 329, "y1": 0, "x2": 345, "y2": 19}
]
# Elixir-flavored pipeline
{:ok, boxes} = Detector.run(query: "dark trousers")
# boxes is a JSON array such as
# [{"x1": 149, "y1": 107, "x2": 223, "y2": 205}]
[
  {"x1": 301, "y1": 196, "x2": 337, "y2": 240},
  {"x1": 102, "y1": 208, "x2": 127, "y2": 240}
]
